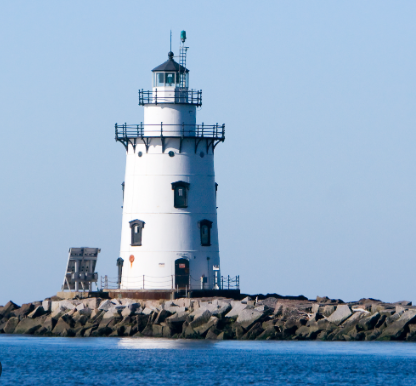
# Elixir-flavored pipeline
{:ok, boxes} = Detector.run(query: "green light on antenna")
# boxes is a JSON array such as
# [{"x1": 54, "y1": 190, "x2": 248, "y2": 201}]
[{"x1": 180, "y1": 30, "x2": 186, "y2": 43}]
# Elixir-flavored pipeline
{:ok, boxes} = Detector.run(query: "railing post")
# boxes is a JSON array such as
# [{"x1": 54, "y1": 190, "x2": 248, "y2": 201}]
[
  {"x1": 105, "y1": 275, "x2": 108, "y2": 289},
  {"x1": 143, "y1": 275, "x2": 144, "y2": 289},
  {"x1": 202, "y1": 122, "x2": 204, "y2": 137},
  {"x1": 155, "y1": 88, "x2": 157, "y2": 105},
  {"x1": 182, "y1": 122, "x2": 184, "y2": 137},
  {"x1": 161, "y1": 122, "x2": 163, "y2": 137},
  {"x1": 221, "y1": 276, "x2": 223, "y2": 290},
  {"x1": 172, "y1": 275, "x2": 174, "y2": 289},
  {"x1": 228, "y1": 275, "x2": 230, "y2": 290}
]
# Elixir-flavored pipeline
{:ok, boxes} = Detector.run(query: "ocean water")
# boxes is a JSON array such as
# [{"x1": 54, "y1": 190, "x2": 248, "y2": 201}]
[{"x1": 1, "y1": 336, "x2": 416, "y2": 385}]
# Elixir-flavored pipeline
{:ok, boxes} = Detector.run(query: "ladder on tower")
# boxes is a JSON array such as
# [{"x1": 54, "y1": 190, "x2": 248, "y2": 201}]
[{"x1": 179, "y1": 45, "x2": 188, "y2": 88}]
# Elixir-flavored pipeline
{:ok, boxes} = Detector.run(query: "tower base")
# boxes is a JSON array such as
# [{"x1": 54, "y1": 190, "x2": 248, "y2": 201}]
[{"x1": 103, "y1": 289, "x2": 240, "y2": 300}]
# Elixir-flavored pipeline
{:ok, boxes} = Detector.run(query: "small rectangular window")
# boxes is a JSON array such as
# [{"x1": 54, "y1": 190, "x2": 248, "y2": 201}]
[
  {"x1": 172, "y1": 181, "x2": 190, "y2": 208},
  {"x1": 129, "y1": 219, "x2": 145, "y2": 246},
  {"x1": 165, "y1": 73, "x2": 175, "y2": 86},
  {"x1": 199, "y1": 219, "x2": 213, "y2": 246},
  {"x1": 178, "y1": 189, "x2": 183, "y2": 197},
  {"x1": 156, "y1": 73, "x2": 164, "y2": 87}
]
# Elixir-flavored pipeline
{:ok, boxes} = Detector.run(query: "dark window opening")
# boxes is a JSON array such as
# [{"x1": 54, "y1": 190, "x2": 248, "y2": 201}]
[
  {"x1": 171, "y1": 181, "x2": 190, "y2": 208},
  {"x1": 129, "y1": 219, "x2": 145, "y2": 246},
  {"x1": 198, "y1": 219, "x2": 213, "y2": 246}
]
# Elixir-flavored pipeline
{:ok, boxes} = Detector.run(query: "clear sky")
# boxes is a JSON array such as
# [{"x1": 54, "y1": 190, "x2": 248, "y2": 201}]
[{"x1": 1, "y1": 1, "x2": 415, "y2": 306}]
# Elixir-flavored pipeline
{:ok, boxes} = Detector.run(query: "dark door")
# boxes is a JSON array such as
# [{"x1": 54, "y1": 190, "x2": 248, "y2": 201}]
[{"x1": 175, "y1": 258, "x2": 189, "y2": 289}]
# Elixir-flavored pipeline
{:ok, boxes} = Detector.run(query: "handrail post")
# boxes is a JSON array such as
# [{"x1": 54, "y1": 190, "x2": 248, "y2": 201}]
[
  {"x1": 155, "y1": 88, "x2": 157, "y2": 105},
  {"x1": 228, "y1": 275, "x2": 230, "y2": 290},
  {"x1": 143, "y1": 275, "x2": 144, "y2": 289},
  {"x1": 202, "y1": 122, "x2": 204, "y2": 138},
  {"x1": 161, "y1": 122, "x2": 163, "y2": 137},
  {"x1": 172, "y1": 275, "x2": 173, "y2": 289}
]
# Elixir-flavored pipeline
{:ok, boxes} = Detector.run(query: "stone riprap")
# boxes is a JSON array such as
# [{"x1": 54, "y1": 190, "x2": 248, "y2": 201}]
[{"x1": 1, "y1": 296, "x2": 416, "y2": 341}]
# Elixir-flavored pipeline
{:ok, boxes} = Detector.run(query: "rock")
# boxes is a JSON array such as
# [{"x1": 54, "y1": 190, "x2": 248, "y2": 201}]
[
  {"x1": 205, "y1": 328, "x2": 218, "y2": 340},
  {"x1": 184, "y1": 325, "x2": 198, "y2": 339},
  {"x1": 194, "y1": 316, "x2": 218, "y2": 336},
  {"x1": 42, "y1": 300, "x2": 51, "y2": 312},
  {"x1": 41, "y1": 316, "x2": 57, "y2": 332},
  {"x1": 225, "y1": 301, "x2": 247, "y2": 318},
  {"x1": 327, "y1": 305, "x2": 352, "y2": 325},
  {"x1": 79, "y1": 307, "x2": 92, "y2": 317},
  {"x1": 84, "y1": 327, "x2": 94, "y2": 337},
  {"x1": 256, "y1": 327, "x2": 276, "y2": 340},
  {"x1": 241, "y1": 322, "x2": 264, "y2": 340},
  {"x1": 52, "y1": 316, "x2": 74, "y2": 335},
  {"x1": 0, "y1": 301, "x2": 20, "y2": 318},
  {"x1": 281, "y1": 320, "x2": 299, "y2": 339},
  {"x1": 151, "y1": 324, "x2": 163, "y2": 337},
  {"x1": 163, "y1": 325, "x2": 172, "y2": 338},
  {"x1": 357, "y1": 313, "x2": 381, "y2": 331},
  {"x1": 61, "y1": 328, "x2": 75, "y2": 337},
  {"x1": 378, "y1": 310, "x2": 416, "y2": 340},
  {"x1": 14, "y1": 318, "x2": 42, "y2": 334},
  {"x1": 395, "y1": 301, "x2": 412, "y2": 306},
  {"x1": 154, "y1": 310, "x2": 172, "y2": 324},
  {"x1": 82, "y1": 298, "x2": 101, "y2": 310},
  {"x1": 14, "y1": 303, "x2": 35, "y2": 318},
  {"x1": 322, "y1": 305, "x2": 336, "y2": 317},
  {"x1": 98, "y1": 300, "x2": 115, "y2": 311},
  {"x1": 316, "y1": 296, "x2": 331, "y2": 303},
  {"x1": 241, "y1": 296, "x2": 252, "y2": 304},
  {"x1": 28, "y1": 306, "x2": 46, "y2": 319},
  {"x1": 212, "y1": 302, "x2": 232, "y2": 318},
  {"x1": 141, "y1": 324, "x2": 153, "y2": 337},
  {"x1": 121, "y1": 303, "x2": 141, "y2": 317},
  {"x1": 4, "y1": 317, "x2": 19, "y2": 334},
  {"x1": 217, "y1": 332, "x2": 225, "y2": 340},
  {"x1": 236, "y1": 309, "x2": 264, "y2": 329},
  {"x1": 190, "y1": 310, "x2": 212, "y2": 329},
  {"x1": 92, "y1": 327, "x2": 112, "y2": 337}
]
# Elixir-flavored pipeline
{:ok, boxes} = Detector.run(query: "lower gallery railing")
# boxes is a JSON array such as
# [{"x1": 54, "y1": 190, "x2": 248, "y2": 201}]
[{"x1": 100, "y1": 275, "x2": 240, "y2": 291}]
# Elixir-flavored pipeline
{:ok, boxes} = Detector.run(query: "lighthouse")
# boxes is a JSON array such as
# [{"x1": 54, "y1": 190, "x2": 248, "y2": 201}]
[{"x1": 115, "y1": 32, "x2": 225, "y2": 292}]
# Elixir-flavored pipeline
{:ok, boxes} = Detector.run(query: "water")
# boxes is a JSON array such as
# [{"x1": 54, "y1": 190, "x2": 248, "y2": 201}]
[{"x1": 1, "y1": 336, "x2": 416, "y2": 385}]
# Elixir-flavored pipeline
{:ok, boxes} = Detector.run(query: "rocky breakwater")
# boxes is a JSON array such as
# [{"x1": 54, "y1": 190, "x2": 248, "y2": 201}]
[{"x1": 1, "y1": 295, "x2": 416, "y2": 341}]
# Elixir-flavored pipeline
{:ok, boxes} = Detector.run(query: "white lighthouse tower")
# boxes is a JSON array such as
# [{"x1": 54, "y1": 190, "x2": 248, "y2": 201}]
[{"x1": 115, "y1": 32, "x2": 225, "y2": 292}]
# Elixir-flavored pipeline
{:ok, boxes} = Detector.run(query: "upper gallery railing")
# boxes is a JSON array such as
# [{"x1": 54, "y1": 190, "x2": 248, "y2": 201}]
[
  {"x1": 139, "y1": 89, "x2": 202, "y2": 106},
  {"x1": 115, "y1": 123, "x2": 225, "y2": 140}
]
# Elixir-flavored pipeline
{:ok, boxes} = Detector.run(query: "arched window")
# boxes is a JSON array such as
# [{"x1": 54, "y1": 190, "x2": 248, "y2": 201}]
[
  {"x1": 129, "y1": 219, "x2": 145, "y2": 246},
  {"x1": 171, "y1": 181, "x2": 190, "y2": 208},
  {"x1": 198, "y1": 219, "x2": 213, "y2": 246}
]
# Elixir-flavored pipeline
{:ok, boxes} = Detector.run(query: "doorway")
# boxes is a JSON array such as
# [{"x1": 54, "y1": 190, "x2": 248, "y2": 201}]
[{"x1": 175, "y1": 258, "x2": 189, "y2": 289}]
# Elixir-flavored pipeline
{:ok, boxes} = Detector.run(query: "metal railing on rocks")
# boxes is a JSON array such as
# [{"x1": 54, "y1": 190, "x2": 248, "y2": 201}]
[
  {"x1": 100, "y1": 274, "x2": 240, "y2": 291},
  {"x1": 139, "y1": 89, "x2": 202, "y2": 106}
]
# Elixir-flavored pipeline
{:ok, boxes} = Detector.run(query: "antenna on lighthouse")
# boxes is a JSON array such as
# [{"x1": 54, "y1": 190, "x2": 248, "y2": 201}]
[
  {"x1": 170, "y1": 30, "x2": 172, "y2": 52},
  {"x1": 179, "y1": 30, "x2": 188, "y2": 88}
]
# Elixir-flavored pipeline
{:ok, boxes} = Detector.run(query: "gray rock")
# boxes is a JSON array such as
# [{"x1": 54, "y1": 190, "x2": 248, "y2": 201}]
[
  {"x1": 163, "y1": 325, "x2": 172, "y2": 338},
  {"x1": 256, "y1": 327, "x2": 276, "y2": 340},
  {"x1": 154, "y1": 310, "x2": 172, "y2": 325},
  {"x1": 241, "y1": 296, "x2": 252, "y2": 304},
  {"x1": 322, "y1": 305, "x2": 336, "y2": 317},
  {"x1": 378, "y1": 310, "x2": 416, "y2": 340},
  {"x1": 193, "y1": 316, "x2": 218, "y2": 336},
  {"x1": 52, "y1": 316, "x2": 73, "y2": 335},
  {"x1": 190, "y1": 310, "x2": 212, "y2": 329},
  {"x1": 28, "y1": 306, "x2": 46, "y2": 319},
  {"x1": 13, "y1": 303, "x2": 35, "y2": 318},
  {"x1": 0, "y1": 301, "x2": 20, "y2": 318},
  {"x1": 358, "y1": 313, "x2": 381, "y2": 331},
  {"x1": 395, "y1": 300, "x2": 412, "y2": 306},
  {"x1": 327, "y1": 305, "x2": 352, "y2": 325},
  {"x1": 98, "y1": 300, "x2": 115, "y2": 311},
  {"x1": 4, "y1": 317, "x2": 19, "y2": 334},
  {"x1": 205, "y1": 328, "x2": 218, "y2": 340},
  {"x1": 14, "y1": 318, "x2": 42, "y2": 334},
  {"x1": 236, "y1": 309, "x2": 264, "y2": 329},
  {"x1": 42, "y1": 300, "x2": 51, "y2": 312},
  {"x1": 241, "y1": 322, "x2": 264, "y2": 340},
  {"x1": 184, "y1": 325, "x2": 198, "y2": 339},
  {"x1": 225, "y1": 301, "x2": 247, "y2": 318}
]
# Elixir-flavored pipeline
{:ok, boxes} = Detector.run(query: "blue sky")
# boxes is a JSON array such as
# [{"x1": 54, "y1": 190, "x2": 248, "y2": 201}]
[{"x1": 1, "y1": 1, "x2": 416, "y2": 305}]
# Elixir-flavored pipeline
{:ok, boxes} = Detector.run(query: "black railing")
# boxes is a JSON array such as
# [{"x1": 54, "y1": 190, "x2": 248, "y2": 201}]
[
  {"x1": 139, "y1": 89, "x2": 202, "y2": 106},
  {"x1": 100, "y1": 274, "x2": 239, "y2": 291},
  {"x1": 115, "y1": 123, "x2": 225, "y2": 140}
]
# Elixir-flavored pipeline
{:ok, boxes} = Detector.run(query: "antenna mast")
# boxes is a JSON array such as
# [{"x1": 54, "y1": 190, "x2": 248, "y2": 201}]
[{"x1": 179, "y1": 30, "x2": 188, "y2": 88}]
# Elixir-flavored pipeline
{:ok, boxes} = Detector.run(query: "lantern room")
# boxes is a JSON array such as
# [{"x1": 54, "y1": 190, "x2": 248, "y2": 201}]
[{"x1": 152, "y1": 51, "x2": 189, "y2": 89}]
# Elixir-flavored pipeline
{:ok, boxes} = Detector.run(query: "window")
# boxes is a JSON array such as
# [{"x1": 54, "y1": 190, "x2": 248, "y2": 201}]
[
  {"x1": 171, "y1": 181, "x2": 190, "y2": 208},
  {"x1": 165, "y1": 73, "x2": 175, "y2": 86},
  {"x1": 198, "y1": 219, "x2": 213, "y2": 246},
  {"x1": 129, "y1": 219, "x2": 145, "y2": 246},
  {"x1": 156, "y1": 73, "x2": 164, "y2": 87}
]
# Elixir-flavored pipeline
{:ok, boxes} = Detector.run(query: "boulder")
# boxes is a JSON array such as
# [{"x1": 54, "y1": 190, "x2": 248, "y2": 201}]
[
  {"x1": 78, "y1": 307, "x2": 92, "y2": 317},
  {"x1": 256, "y1": 327, "x2": 277, "y2": 340},
  {"x1": 141, "y1": 324, "x2": 154, "y2": 337},
  {"x1": 4, "y1": 317, "x2": 19, "y2": 334},
  {"x1": 184, "y1": 325, "x2": 198, "y2": 339},
  {"x1": 52, "y1": 316, "x2": 74, "y2": 335},
  {"x1": 316, "y1": 296, "x2": 331, "y2": 303},
  {"x1": 225, "y1": 301, "x2": 247, "y2": 318},
  {"x1": 162, "y1": 325, "x2": 172, "y2": 338},
  {"x1": 205, "y1": 328, "x2": 218, "y2": 340},
  {"x1": 121, "y1": 303, "x2": 141, "y2": 317},
  {"x1": 154, "y1": 310, "x2": 172, "y2": 325},
  {"x1": 190, "y1": 310, "x2": 212, "y2": 329},
  {"x1": 241, "y1": 296, "x2": 252, "y2": 304},
  {"x1": 236, "y1": 309, "x2": 264, "y2": 329},
  {"x1": 82, "y1": 298, "x2": 101, "y2": 310},
  {"x1": 327, "y1": 305, "x2": 352, "y2": 325},
  {"x1": 322, "y1": 305, "x2": 336, "y2": 317},
  {"x1": 28, "y1": 306, "x2": 46, "y2": 319},
  {"x1": 41, "y1": 316, "x2": 57, "y2": 332},
  {"x1": 14, "y1": 318, "x2": 42, "y2": 334},
  {"x1": 92, "y1": 327, "x2": 112, "y2": 337},
  {"x1": 42, "y1": 299, "x2": 51, "y2": 312},
  {"x1": 241, "y1": 322, "x2": 264, "y2": 340},
  {"x1": 14, "y1": 303, "x2": 35, "y2": 318},
  {"x1": 0, "y1": 301, "x2": 20, "y2": 318},
  {"x1": 395, "y1": 301, "x2": 412, "y2": 306},
  {"x1": 357, "y1": 313, "x2": 381, "y2": 331},
  {"x1": 194, "y1": 316, "x2": 218, "y2": 336},
  {"x1": 98, "y1": 300, "x2": 115, "y2": 311},
  {"x1": 84, "y1": 327, "x2": 94, "y2": 337},
  {"x1": 378, "y1": 310, "x2": 416, "y2": 340}
]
